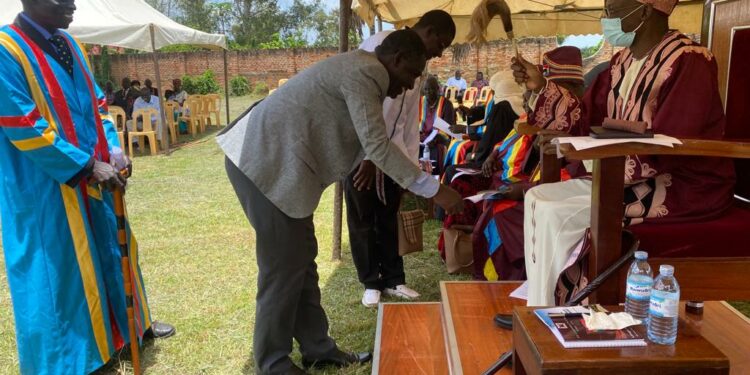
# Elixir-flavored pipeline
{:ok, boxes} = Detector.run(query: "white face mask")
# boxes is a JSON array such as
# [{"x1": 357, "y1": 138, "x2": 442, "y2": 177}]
[{"x1": 601, "y1": 4, "x2": 645, "y2": 47}]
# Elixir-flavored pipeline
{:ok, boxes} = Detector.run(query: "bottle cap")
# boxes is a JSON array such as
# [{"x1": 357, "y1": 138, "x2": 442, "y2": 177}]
[
  {"x1": 659, "y1": 264, "x2": 674, "y2": 276},
  {"x1": 634, "y1": 251, "x2": 648, "y2": 260}
]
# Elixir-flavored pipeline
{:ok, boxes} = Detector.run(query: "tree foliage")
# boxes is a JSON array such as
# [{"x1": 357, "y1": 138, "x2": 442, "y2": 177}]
[{"x1": 144, "y1": 0, "x2": 362, "y2": 50}]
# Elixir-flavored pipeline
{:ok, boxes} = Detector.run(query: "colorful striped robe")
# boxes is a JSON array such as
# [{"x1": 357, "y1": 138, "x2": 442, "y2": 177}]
[{"x1": 0, "y1": 24, "x2": 151, "y2": 374}]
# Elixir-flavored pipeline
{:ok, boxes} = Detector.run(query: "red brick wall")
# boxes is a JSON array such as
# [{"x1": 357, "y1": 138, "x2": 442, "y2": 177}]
[
  {"x1": 426, "y1": 37, "x2": 619, "y2": 83},
  {"x1": 105, "y1": 37, "x2": 620, "y2": 91},
  {"x1": 107, "y1": 48, "x2": 339, "y2": 91}
]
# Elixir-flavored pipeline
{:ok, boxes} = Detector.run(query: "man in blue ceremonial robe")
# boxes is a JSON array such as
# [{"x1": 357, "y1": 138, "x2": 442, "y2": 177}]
[{"x1": 0, "y1": 0, "x2": 174, "y2": 373}]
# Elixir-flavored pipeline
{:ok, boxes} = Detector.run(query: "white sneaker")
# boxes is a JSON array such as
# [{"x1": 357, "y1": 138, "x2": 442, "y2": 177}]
[
  {"x1": 384, "y1": 285, "x2": 420, "y2": 300},
  {"x1": 362, "y1": 289, "x2": 381, "y2": 308}
]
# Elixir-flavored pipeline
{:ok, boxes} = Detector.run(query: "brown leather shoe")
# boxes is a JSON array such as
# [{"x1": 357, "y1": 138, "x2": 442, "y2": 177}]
[{"x1": 301, "y1": 349, "x2": 372, "y2": 369}]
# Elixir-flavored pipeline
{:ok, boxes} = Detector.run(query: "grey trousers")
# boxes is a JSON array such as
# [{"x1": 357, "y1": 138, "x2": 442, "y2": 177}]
[{"x1": 225, "y1": 157, "x2": 337, "y2": 374}]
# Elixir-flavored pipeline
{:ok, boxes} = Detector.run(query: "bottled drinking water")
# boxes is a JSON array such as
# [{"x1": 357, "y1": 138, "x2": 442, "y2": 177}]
[
  {"x1": 648, "y1": 265, "x2": 680, "y2": 345},
  {"x1": 625, "y1": 251, "x2": 653, "y2": 322}
]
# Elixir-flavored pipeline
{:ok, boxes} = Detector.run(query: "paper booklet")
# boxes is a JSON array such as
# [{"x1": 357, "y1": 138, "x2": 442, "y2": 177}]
[
  {"x1": 535, "y1": 306, "x2": 647, "y2": 348},
  {"x1": 433, "y1": 117, "x2": 464, "y2": 140}
]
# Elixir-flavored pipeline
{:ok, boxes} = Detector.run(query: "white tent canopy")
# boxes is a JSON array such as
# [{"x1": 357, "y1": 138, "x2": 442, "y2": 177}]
[
  {"x1": 0, "y1": 0, "x2": 226, "y2": 51},
  {"x1": 1, "y1": 0, "x2": 230, "y2": 153},
  {"x1": 353, "y1": 0, "x2": 703, "y2": 44}
]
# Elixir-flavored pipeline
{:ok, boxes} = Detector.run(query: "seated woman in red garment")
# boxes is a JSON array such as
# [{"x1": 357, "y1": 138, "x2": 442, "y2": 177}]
[
  {"x1": 512, "y1": 0, "x2": 734, "y2": 306},
  {"x1": 437, "y1": 47, "x2": 585, "y2": 266},
  {"x1": 419, "y1": 75, "x2": 456, "y2": 176}
]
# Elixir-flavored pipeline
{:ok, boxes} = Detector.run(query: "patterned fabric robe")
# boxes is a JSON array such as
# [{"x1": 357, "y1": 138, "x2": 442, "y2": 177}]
[
  {"x1": 0, "y1": 21, "x2": 152, "y2": 374},
  {"x1": 522, "y1": 31, "x2": 734, "y2": 305},
  {"x1": 474, "y1": 90, "x2": 581, "y2": 281},
  {"x1": 537, "y1": 31, "x2": 734, "y2": 224}
]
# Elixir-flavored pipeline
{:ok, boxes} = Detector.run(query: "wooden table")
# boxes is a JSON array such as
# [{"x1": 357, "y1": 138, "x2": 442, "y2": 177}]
[
  {"x1": 441, "y1": 281, "x2": 527, "y2": 375},
  {"x1": 512, "y1": 305, "x2": 730, "y2": 375}
]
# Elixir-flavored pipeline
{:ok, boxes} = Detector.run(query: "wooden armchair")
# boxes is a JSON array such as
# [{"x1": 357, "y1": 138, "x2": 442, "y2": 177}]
[{"x1": 540, "y1": 140, "x2": 750, "y2": 304}]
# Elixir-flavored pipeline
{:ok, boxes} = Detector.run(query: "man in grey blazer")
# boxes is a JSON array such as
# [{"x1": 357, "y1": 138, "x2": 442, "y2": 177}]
[{"x1": 218, "y1": 30, "x2": 464, "y2": 374}]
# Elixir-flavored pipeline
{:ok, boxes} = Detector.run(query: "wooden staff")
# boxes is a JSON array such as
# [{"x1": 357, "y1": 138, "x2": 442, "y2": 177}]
[{"x1": 113, "y1": 187, "x2": 140, "y2": 375}]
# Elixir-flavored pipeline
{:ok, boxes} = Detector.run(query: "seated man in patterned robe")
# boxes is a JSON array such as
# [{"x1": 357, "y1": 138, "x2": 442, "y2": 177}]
[{"x1": 512, "y1": 0, "x2": 734, "y2": 306}]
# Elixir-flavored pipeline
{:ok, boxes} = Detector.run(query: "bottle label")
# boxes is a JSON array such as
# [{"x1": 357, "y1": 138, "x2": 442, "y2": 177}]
[
  {"x1": 626, "y1": 275, "x2": 652, "y2": 301},
  {"x1": 649, "y1": 290, "x2": 679, "y2": 318}
]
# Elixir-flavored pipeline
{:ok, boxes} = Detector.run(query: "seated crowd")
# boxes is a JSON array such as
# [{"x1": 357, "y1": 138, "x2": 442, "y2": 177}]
[{"x1": 103, "y1": 76, "x2": 213, "y2": 150}]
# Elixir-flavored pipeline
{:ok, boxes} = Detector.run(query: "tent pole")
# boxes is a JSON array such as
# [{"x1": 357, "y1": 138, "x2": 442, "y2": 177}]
[
  {"x1": 223, "y1": 49, "x2": 230, "y2": 125},
  {"x1": 332, "y1": 0, "x2": 351, "y2": 262},
  {"x1": 150, "y1": 24, "x2": 170, "y2": 155}
]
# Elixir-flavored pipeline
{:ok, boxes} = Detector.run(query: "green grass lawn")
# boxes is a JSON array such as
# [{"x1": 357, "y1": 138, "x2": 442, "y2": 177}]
[{"x1": 0, "y1": 94, "x2": 747, "y2": 374}]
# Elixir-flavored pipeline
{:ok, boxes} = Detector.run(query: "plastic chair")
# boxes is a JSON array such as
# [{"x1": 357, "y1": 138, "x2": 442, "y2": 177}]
[
  {"x1": 203, "y1": 94, "x2": 221, "y2": 126},
  {"x1": 475, "y1": 86, "x2": 493, "y2": 107},
  {"x1": 462, "y1": 87, "x2": 479, "y2": 106},
  {"x1": 128, "y1": 108, "x2": 159, "y2": 155},
  {"x1": 109, "y1": 105, "x2": 127, "y2": 150},
  {"x1": 163, "y1": 100, "x2": 180, "y2": 143},
  {"x1": 444, "y1": 86, "x2": 459, "y2": 104},
  {"x1": 180, "y1": 98, "x2": 204, "y2": 134}
]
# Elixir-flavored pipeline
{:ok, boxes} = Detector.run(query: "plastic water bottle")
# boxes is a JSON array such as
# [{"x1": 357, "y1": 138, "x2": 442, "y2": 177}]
[
  {"x1": 648, "y1": 265, "x2": 680, "y2": 345},
  {"x1": 625, "y1": 251, "x2": 653, "y2": 322}
]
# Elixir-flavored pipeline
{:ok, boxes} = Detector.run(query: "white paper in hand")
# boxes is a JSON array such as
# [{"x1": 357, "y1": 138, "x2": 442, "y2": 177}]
[{"x1": 433, "y1": 117, "x2": 463, "y2": 140}]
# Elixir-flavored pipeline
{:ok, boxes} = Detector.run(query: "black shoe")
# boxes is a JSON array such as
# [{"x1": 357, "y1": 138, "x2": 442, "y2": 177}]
[
  {"x1": 301, "y1": 349, "x2": 372, "y2": 369},
  {"x1": 145, "y1": 320, "x2": 176, "y2": 339},
  {"x1": 493, "y1": 313, "x2": 513, "y2": 330}
]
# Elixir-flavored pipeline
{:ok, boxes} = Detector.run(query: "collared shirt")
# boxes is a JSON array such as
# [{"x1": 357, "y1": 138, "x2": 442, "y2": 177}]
[
  {"x1": 19, "y1": 12, "x2": 61, "y2": 53},
  {"x1": 446, "y1": 77, "x2": 467, "y2": 91},
  {"x1": 133, "y1": 95, "x2": 162, "y2": 123}
]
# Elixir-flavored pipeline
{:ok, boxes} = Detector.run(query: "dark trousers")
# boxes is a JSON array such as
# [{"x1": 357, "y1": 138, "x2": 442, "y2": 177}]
[
  {"x1": 344, "y1": 170, "x2": 405, "y2": 290},
  {"x1": 225, "y1": 158, "x2": 337, "y2": 374}
]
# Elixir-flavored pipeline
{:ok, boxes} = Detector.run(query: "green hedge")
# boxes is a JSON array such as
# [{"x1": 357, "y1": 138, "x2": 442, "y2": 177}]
[
  {"x1": 182, "y1": 70, "x2": 221, "y2": 95},
  {"x1": 253, "y1": 82, "x2": 269, "y2": 96},
  {"x1": 230, "y1": 76, "x2": 251, "y2": 96}
]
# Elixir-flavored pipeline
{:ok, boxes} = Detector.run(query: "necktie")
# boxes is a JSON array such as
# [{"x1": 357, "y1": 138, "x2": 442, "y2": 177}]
[{"x1": 49, "y1": 35, "x2": 74, "y2": 76}]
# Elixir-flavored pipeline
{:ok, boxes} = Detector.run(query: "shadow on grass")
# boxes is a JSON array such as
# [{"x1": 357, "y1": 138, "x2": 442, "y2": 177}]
[{"x1": 93, "y1": 338, "x2": 161, "y2": 375}]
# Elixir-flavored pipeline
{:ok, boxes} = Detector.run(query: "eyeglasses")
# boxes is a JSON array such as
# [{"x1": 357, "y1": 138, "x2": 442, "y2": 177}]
[{"x1": 602, "y1": 4, "x2": 643, "y2": 18}]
